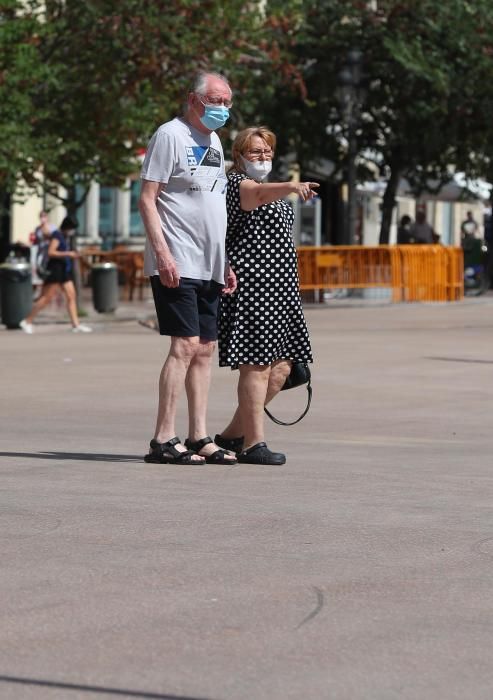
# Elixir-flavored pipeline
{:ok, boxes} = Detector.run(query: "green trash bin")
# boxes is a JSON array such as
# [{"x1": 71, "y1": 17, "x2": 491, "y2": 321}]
[
  {"x1": 0, "y1": 260, "x2": 32, "y2": 329},
  {"x1": 91, "y1": 261, "x2": 118, "y2": 312}
]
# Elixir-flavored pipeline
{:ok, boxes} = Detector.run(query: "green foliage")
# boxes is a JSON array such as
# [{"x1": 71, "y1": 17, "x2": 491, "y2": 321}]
[
  {"x1": 3, "y1": 0, "x2": 493, "y2": 237},
  {"x1": 1, "y1": 0, "x2": 270, "y2": 208},
  {"x1": 0, "y1": 1, "x2": 49, "y2": 192},
  {"x1": 272, "y1": 0, "x2": 493, "y2": 169},
  {"x1": 259, "y1": 0, "x2": 493, "y2": 240}
]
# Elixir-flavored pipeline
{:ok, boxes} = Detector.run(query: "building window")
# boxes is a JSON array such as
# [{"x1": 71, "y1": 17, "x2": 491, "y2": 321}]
[{"x1": 130, "y1": 180, "x2": 143, "y2": 236}]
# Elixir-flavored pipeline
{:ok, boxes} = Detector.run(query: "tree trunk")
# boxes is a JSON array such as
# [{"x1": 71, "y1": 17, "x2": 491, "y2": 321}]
[
  {"x1": 379, "y1": 166, "x2": 400, "y2": 245},
  {"x1": 64, "y1": 185, "x2": 78, "y2": 219}
]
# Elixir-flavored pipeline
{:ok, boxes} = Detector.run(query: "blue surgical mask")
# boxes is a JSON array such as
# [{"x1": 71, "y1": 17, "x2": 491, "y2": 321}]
[{"x1": 200, "y1": 105, "x2": 230, "y2": 131}]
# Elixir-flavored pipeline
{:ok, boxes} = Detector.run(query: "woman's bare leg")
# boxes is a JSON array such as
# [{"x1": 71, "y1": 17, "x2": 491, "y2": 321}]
[
  {"x1": 61, "y1": 281, "x2": 79, "y2": 327},
  {"x1": 220, "y1": 405, "x2": 243, "y2": 440},
  {"x1": 24, "y1": 283, "x2": 59, "y2": 323},
  {"x1": 221, "y1": 359, "x2": 292, "y2": 439},
  {"x1": 265, "y1": 359, "x2": 292, "y2": 404},
  {"x1": 237, "y1": 364, "x2": 271, "y2": 451}
]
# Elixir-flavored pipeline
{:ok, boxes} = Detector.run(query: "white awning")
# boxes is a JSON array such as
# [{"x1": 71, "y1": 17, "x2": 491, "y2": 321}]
[{"x1": 359, "y1": 173, "x2": 492, "y2": 202}]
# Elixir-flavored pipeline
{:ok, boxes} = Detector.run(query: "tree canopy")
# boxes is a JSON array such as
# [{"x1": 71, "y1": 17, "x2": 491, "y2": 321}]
[
  {"x1": 2, "y1": 0, "x2": 493, "y2": 241},
  {"x1": 1, "y1": 0, "x2": 275, "y2": 210},
  {"x1": 262, "y1": 0, "x2": 493, "y2": 241}
]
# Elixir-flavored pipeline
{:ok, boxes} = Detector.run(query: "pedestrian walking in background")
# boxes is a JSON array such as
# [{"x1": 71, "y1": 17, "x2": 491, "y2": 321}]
[
  {"x1": 215, "y1": 126, "x2": 315, "y2": 466},
  {"x1": 139, "y1": 70, "x2": 237, "y2": 466},
  {"x1": 20, "y1": 216, "x2": 92, "y2": 334}
]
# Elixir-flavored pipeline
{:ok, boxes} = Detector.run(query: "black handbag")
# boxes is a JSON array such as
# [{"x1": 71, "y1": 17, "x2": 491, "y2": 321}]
[{"x1": 264, "y1": 361, "x2": 312, "y2": 426}]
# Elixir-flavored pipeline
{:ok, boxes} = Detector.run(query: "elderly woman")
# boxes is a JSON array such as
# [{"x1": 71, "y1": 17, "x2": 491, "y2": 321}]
[{"x1": 215, "y1": 126, "x2": 316, "y2": 465}]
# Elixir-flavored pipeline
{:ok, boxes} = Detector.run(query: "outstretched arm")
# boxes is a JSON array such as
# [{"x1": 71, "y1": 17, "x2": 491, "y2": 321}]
[{"x1": 239, "y1": 179, "x2": 319, "y2": 212}]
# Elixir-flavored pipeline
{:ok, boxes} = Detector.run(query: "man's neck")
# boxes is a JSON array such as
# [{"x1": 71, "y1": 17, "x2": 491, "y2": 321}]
[{"x1": 183, "y1": 108, "x2": 212, "y2": 136}]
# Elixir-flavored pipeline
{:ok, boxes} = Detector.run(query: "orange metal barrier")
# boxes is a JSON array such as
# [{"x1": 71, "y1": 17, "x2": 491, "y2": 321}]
[
  {"x1": 444, "y1": 247, "x2": 464, "y2": 301},
  {"x1": 297, "y1": 245, "x2": 464, "y2": 302}
]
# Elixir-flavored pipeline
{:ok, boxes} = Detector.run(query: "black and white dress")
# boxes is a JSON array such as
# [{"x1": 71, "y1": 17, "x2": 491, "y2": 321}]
[{"x1": 218, "y1": 171, "x2": 313, "y2": 369}]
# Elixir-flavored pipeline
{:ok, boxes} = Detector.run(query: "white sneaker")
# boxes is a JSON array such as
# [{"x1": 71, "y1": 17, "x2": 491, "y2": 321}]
[
  {"x1": 19, "y1": 320, "x2": 34, "y2": 334},
  {"x1": 72, "y1": 323, "x2": 92, "y2": 333}
]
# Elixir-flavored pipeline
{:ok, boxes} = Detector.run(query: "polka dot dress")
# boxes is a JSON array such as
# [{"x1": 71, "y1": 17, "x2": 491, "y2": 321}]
[{"x1": 218, "y1": 171, "x2": 313, "y2": 369}]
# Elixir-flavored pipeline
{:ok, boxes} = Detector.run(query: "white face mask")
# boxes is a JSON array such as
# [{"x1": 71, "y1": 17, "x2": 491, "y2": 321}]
[{"x1": 240, "y1": 155, "x2": 272, "y2": 181}]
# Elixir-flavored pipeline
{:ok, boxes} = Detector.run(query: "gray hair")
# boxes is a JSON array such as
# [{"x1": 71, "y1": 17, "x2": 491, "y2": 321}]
[{"x1": 189, "y1": 70, "x2": 231, "y2": 96}]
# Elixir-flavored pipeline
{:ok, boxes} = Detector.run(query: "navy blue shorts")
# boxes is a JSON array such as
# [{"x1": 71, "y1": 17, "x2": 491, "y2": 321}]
[{"x1": 150, "y1": 276, "x2": 223, "y2": 340}]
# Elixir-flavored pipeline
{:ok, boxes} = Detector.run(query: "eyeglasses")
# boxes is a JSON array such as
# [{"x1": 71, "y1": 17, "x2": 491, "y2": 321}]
[
  {"x1": 198, "y1": 95, "x2": 233, "y2": 109},
  {"x1": 246, "y1": 149, "x2": 273, "y2": 159}
]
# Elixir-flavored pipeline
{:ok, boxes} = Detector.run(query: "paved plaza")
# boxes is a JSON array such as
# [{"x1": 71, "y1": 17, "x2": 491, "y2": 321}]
[{"x1": 1, "y1": 293, "x2": 493, "y2": 700}]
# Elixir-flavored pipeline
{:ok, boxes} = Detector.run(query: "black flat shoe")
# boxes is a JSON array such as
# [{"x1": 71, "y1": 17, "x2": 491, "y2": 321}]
[
  {"x1": 144, "y1": 437, "x2": 205, "y2": 465},
  {"x1": 184, "y1": 436, "x2": 238, "y2": 465},
  {"x1": 214, "y1": 433, "x2": 244, "y2": 455},
  {"x1": 237, "y1": 442, "x2": 286, "y2": 465}
]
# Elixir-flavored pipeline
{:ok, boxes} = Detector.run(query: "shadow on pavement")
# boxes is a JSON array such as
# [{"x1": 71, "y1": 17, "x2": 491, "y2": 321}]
[
  {"x1": 0, "y1": 675, "x2": 214, "y2": 699},
  {"x1": 0, "y1": 451, "x2": 141, "y2": 463}
]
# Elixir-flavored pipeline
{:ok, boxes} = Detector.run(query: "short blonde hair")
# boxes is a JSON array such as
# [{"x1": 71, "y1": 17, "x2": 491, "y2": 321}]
[{"x1": 230, "y1": 126, "x2": 276, "y2": 174}]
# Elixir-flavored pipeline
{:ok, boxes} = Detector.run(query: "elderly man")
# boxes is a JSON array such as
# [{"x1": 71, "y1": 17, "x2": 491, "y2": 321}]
[{"x1": 139, "y1": 70, "x2": 237, "y2": 466}]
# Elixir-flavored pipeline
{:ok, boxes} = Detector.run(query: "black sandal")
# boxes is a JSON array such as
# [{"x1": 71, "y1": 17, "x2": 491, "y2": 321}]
[
  {"x1": 144, "y1": 437, "x2": 205, "y2": 465},
  {"x1": 184, "y1": 436, "x2": 238, "y2": 464},
  {"x1": 237, "y1": 442, "x2": 286, "y2": 465},
  {"x1": 214, "y1": 433, "x2": 244, "y2": 455}
]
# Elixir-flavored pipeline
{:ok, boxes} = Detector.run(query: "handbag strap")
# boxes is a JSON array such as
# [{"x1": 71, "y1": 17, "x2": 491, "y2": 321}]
[{"x1": 264, "y1": 381, "x2": 312, "y2": 426}]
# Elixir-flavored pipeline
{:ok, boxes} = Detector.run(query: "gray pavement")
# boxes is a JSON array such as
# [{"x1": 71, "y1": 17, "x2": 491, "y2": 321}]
[{"x1": 1, "y1": 291, "x2": 493, "y2": 700}]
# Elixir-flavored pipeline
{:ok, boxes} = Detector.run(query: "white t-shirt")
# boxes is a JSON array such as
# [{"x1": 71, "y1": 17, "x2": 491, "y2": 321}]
[{"x1": 141, "y1": 117, "x2": 228, "y2": 284}]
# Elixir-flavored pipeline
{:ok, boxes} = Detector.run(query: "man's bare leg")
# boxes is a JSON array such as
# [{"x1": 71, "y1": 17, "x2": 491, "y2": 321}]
[
  {"x1": 153, "y1": 336, "x2": 203, "y2": 461},
  {"x1": 185, "y1": 340, "x2": 236, "y2": 460},
  {"x1": 185, "y1": 339, "x2": 214, "y2": 440}
]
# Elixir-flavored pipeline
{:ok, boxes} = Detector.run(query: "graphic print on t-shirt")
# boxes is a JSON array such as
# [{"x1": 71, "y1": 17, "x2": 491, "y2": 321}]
[{"x1": 186, "y1": 146, "x2": 226, "y2": 193}]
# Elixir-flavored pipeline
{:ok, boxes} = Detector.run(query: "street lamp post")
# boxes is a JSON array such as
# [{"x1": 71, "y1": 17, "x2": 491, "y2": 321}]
[{"x1": 337, "y1": 50, "x2": 366, "y2": 246}]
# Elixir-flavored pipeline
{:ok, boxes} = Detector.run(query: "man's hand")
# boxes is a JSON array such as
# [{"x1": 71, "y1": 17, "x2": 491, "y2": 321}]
[
  {"x1": 222, "y1": 264, "x2": 237, "y2": 295},
  {"x1": 157, "y1": 254, "x2": 180, "y2": 288}
]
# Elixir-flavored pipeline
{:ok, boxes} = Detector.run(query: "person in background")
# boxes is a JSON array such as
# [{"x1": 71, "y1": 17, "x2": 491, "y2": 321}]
[
  {"x1": 409, "y1": 210, "x2": 434, "y2": 244},
  {"x1": 215, "y1": 126, "x2": 315, "y2": 466},
  {"x1": 396, "y1": 214, "x2": 414, "y2": 244},
  {"x1": 461, "y1": 210, "x2": 479, "y2": 238},
  {"x1": 138, "y1": 70, "x2": 237, "y2": 466},
  {"x1": 20, "y1": 216, "x2": 92, "y2": 334},
  {"x1": 30, "y1": 211, "x2": 57, "y2": 292},
  {"x1": 32, "y1": 211, "x2": 57, "y2": 244}
]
